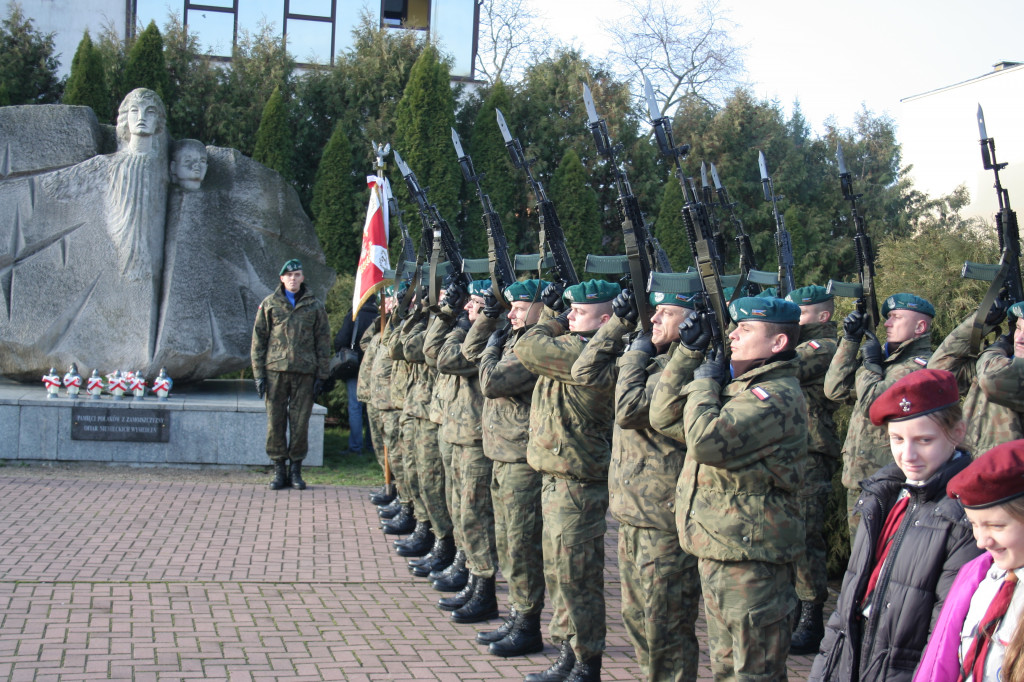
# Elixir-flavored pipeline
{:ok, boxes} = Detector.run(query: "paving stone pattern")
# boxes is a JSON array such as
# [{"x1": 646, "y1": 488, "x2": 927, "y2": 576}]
[{"x1": 0, "y1": 475, "x2": 822, "y2": 680}]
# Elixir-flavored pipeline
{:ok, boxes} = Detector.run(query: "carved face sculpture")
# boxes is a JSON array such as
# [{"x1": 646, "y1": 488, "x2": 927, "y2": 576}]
[
  {"x1": 170, "y1": 140, "x2": 208, "y2": 191},
  {"x1": 115, "y1": 88, "x2": 167, "y2": 146}
]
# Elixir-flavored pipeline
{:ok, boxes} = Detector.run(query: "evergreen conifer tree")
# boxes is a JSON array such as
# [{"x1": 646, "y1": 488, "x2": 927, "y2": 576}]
[
  {"x1": 0, "y1": 2, "x2": 62, "y2": 104},
  {"x1": 123, "y1": 20, "x2": 168, "y2": 101},
  {"x1": 311, "y1": 120, "x2": 361, "y2": 273},
  {"x1": 63, "y1": 30, "x2": 109, "y2": 122},
  {"x1": 252, "y1": 85, "x2": 293, "y2": 180},
  {"x1": 654, "y1": 180, "x2": 690, "y2": 272},
  {"x1": 549, "y1": 148, "x2": 602, "y2": 277}
]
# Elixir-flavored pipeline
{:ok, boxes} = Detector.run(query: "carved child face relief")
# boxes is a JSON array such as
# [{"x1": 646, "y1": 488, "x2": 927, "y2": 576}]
[{"x1": 170, "y1": 144, "x2": 208, "y2": 190}]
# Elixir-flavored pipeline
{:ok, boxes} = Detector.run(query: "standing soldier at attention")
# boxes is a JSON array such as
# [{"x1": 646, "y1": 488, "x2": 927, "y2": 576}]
[
  {"x1": 365, "y1": 288, "x2": 397, "y2": 507},
  {"x1": 825, "y1": 293, "x2": 935, "y2": 541},
  {"x1": 928, "y1": 302, "x2": 1024, "y2": 454},
  {"x1": 462, "y1": 279, "x2": 548, "y2": 658},
  {"x1": 572, "y1": 285, "x2": 702, "y2": 682},
  {"x1": 649, "y1": 296, "x2": 807, "y2": 682},
  {"x1": 251, "y1": 259, "x2": 332, "y2": 490},
  {"x1": 515, "y1": 279, "x2": 620, "y2": 682},
  {"x1": 784, "y1": 285, "x2": 841, "y2": 655}
]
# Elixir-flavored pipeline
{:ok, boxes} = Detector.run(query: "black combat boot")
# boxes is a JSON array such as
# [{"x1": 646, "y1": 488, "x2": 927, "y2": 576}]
[
  {"x1": 432, "y1": 551, "x2": 469, "y2": 592},
  {"x1": 411, "y1": 535, "x2": 455, "y2": 577},
  {"x1": 406, "y1": 532, "x2": 444, "y2": 568},
  {"x1": 451, "y1": 575, "x2": 499, "y2": 624},
  {"x1": 269, "y1": 459, "x2": 290, "y2": 490},
  {"x1": 430, "y1": 547, "x2": 463, "y2": 580},
  {"x1": 381, "y1": 504, "x2": 415, "y2": 535},
  {"x1": 476, "y1": 607, "x2": 517, "y2": 644},
  {"x1": 395, "y1": 522, "x2": 434, "y2": 557},
  {"x1": 378, "y1": 498, "x2": 403, "y2": 519},
  {"x1": 524, "y1": 641, "x2": 576, "y2": 682},
  {"x1": 438, "y1": 574, "x2": 476, "y2": 611},
  {"x1": 489, "y1": 610, "x2": 544, "y2": 657},
  {"x1": 369, "y1": 485, "x2": 396, "y2": 506},
  {"x1": 789, "y1": 601, "x2": 825, "y2": 655},
  {"x1": 290, "y1": 459, "x2": 306, "y2": 490},
  {"x1": 564, "y1": 655, "x2": 601, "y2": 682}
]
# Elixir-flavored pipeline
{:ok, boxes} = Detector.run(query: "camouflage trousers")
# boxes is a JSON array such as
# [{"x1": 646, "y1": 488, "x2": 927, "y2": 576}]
[
  {"x1": 399, "y1": 412, "x2": 425, "y2": 517},
  {"x1": 492, "y1": 460, "x2": 544, "y2": 615},
  {"x1": 264, "y1": 371, "x2": 314, "y2": 462},
  {"x1": 366, "y1": 404, "x2": 386, "y2": 475},
  {"x1": 698, "y1": 558, "x2": 797, "y2": 682},
  {"x1": 448, "y1": 442, "x2": 496, "y2": 577},
  {"x1": 541, "y1": 476, "x2": 608, "y2": 662},
  {"x1": 618, "y1": 524, "x2": 700, "y2": 682},
  {"x1": 380, "y1": 408, "x2": 404, "y2": 495},
  {"x1": 415, "y1": 418, "x2": 452, "y2": 538},
  {"x1": 438, "y1": 437, "x2": 462, "y2": 549},
  {"x1": 795, "y1": 453, "x2": 837, "y2": 604}
]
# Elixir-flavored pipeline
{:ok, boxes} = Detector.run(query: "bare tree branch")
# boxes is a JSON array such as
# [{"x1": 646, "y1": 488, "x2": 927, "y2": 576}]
[{"x1": 475, "y1": 0, "x2": 553, "y2": 84}]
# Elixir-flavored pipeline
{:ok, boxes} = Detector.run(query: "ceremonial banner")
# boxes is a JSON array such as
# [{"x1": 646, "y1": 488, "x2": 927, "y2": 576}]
[{"x1": 353, "y1": 175, "x2": 391, "y2": 317}]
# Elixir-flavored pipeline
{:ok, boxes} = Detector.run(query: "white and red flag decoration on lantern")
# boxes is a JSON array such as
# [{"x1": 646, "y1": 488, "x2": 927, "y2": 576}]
[{"x1": 352, "y1": 175, "x2": 391, "y2": 318}]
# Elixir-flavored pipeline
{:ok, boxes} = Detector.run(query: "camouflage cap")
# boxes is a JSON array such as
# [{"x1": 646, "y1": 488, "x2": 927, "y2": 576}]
[
  {"x1": 728, "y1": 296, "x2": 800, "y2": 323},
  {"x1": 467, "y1": 279, "x2": 492, "y2": 296},
  {"x1": 785, "y1": 285, "x2": 832, "y2": 306},
  {"x1": 649, "y1": 290, "x2": 699, "y2": 309},
  {"x1": 882, "y1": 293, "x2": 935, "y2": 318},
  {"x1": 504, "y1": 279, "x2": 549, "y2": 303},
  {"x1": 756, "y1": 287, "x2": 778, "y2": 299},
  {"x1": 563, "y1": 279, "x2": 621, "y2": 305},
  {"x1": 279, "y1": 259, "x2": 303, "y2": 275}
]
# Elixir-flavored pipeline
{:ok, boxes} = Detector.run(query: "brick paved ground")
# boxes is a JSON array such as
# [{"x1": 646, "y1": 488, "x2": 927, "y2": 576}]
[{"x1": 0, "y1": 474, "x2": 825, "y2": 680}]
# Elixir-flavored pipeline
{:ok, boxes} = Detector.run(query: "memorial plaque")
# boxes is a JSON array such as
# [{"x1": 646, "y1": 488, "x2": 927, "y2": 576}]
[{"x1": 71, "y1": 407, "x2": 171, "y2": 443}]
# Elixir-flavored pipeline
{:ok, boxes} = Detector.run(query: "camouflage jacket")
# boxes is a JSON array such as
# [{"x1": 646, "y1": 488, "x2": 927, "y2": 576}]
[
  {"x1": 424, "y1": 315, "x2": 457, "y2": 425},
  {"x1": 436, "y1": 324, "x2": 484, "y2": 445},
  {"x1": 251, "y1": 284, "x2": 331, "y2": 380},
  {"x1": 515, "y1": 317, "x2": 615, "y2": 482},
  {"x1": 572, "y1": 316, "x2": 691, "y2": 533},
  {"x1": 466, "y1": 316, "x2": 537, "y2": 464},
  {"x1": 385, "y1": 315, "x2": 415, "y2": 410},
  {"x1": 399, "y1": 313, "x2": 434, "y2": 421},
  {"x1": 928, "y1": 313, "x2": 1023, "y2": 454},
  {"x1": 356, "y1": 323, "x2": 378, "y2": 404},
  {"x1": 794, "y1": 321, "x2": 841, "y2": 460},
  {"x1": 368, "y1": 318, "x2": 396, "y2": 410},
  {"x1": 825, "y1": 332, "x2": 933, "y2": 488},
  {"x1": 675, "y1": 354, "x2": 807, "y2": 563}
]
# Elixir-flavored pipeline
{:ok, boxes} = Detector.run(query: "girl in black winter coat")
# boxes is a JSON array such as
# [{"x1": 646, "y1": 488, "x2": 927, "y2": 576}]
[{"x1": 809, "y1": 369, "x2": 983, "y2": 681}]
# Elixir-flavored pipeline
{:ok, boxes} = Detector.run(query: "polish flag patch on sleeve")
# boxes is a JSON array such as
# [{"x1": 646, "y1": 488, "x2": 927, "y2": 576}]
[
  {"x1": 808, "y1": 340, "x2": 821, "y2": 350},
  {"x1": 914, "y1": 357, "x2": 928, "y2": 367},
  {"x1": 751, "y1": 386, "x2": 771, "y2": 401}
]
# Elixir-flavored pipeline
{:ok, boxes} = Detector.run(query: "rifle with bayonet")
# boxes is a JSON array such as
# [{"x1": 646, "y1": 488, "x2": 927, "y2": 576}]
[
  {"x1": 700, "y1": 161, "x2": 729, "y2": 275},
  {"x1": 495, "y1": 108, "x2": 579, "y2": 287},
  {"x1": 827, "y1": 142, "x2": 881, "y2": 337},
  {"x1": 451, "y1": 127, "x2": 516, "y2": 307},
  {"x1": 709, "y1": 162, "x2": 768, "y2": 297},
  {"x1": 961, "y1": 104, "x2": 1023, "y2": 354},
  {"x1": 644, "y1": 77, "x2": 729, "y2": 356},
  {"x1": 582, "y1": 82, "x2": 667, "y2": 332},
  {"x1": 393, "y1": 150, "x2": 432, "y2": 319},
  {"x1": 758, "y1": 151, "x2": 796, "y2": 297}
]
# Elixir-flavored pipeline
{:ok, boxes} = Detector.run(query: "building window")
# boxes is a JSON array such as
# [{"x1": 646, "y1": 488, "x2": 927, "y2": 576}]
[
  {"x1": 284, "y1": 0, "x2": 336, "y2": 65},
  {"x1": 381, "y1": 0, "x2": 430, "y2": 30}
]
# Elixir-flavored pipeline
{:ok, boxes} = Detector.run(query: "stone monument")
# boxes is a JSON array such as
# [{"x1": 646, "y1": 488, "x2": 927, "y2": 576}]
[{"x1": 0, "y1": 89, "x2": 334, "y2": 383}]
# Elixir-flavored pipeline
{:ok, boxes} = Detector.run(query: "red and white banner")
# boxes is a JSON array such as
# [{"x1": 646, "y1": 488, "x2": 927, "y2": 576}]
[{"x1": 352, "y1": 175, "x2": 391, "y2": 318}]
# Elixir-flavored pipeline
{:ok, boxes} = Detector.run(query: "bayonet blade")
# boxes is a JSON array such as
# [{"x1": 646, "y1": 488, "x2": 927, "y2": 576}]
[
  {"x1": 582, "y1": 83, "x2": 600, "y2": 125},
  {"x1": 700, "y1": 161, "x2": 710, "y2": 188},
  {"x1": 836, "y1": 142, "x2": 848, "y2": 175},
  {"x1": 394, "y1": 149, "x2": 411, "y2": 177},
  {"x1": 978, "y1": 103, "x2": 989, "y2": 140},
  {"x1": 758, "y1": 150, "x2": 769, "y2": 182},
  {"x1": 451, "y1": 127, "x2": 466, "y2": 159},
  {"x1": 710, "y1": 162, "x2": 723, "y2": 190},
  {"x1": 495, "y1": 108, "x2": 513, "y2": 144},
  {"x1": 643, "y1": 76, "x2": 661, "y2": 121}
]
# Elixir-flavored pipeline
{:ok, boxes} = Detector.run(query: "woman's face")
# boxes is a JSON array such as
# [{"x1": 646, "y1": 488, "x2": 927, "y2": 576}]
[
  {"x1": 887, "y1": 414, "x2": 963, "y2": 482},
  {"x1": 127, "y1": 99, "x2": 161, "y2": 137},
  {"x1": 966, "y1": 505, "x2": 1024, "y2": 571}
]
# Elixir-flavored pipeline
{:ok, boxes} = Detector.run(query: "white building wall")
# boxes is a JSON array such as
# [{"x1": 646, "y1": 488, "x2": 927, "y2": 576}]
[{"x1": 23, "y1": 0, "x2": 128, "y2": 78}]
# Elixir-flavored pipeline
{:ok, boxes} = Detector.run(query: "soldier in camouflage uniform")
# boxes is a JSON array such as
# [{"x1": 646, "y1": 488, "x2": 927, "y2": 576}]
[
  {"x1": 515, "y1": 278, "x2": 620, "y2": 682},
  {"x1": 372, "y1": 286, "x2": 411, "y2": 519},
  {"x1": 928, "y1": 305, "x2": 1024, "y2": 454},
  {"x1": 572, "y1": 286, "x2": 702, "y2": 682},
  {"x1": 462, "y1": 279, "x2": 548, "y2": 657},
  {"x1": 357, "y1": 310, "x2": 386, "y2": 487},
  {"x1": 251, "y1": 259, "x2": 332, "y2": 491},
  {"x1": 650, "y1": 296, "x2": 807, "y2": 682},
  {"x1": 783, "y1": 285, "x2": 841, "y2": 655},
  {"x1": 824, "y1": 293, "x2": 934, "y2": 541}
]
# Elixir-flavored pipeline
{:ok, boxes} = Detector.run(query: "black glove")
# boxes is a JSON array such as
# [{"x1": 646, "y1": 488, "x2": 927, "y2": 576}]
[
  {"x1": 678, "y1": 312, "x2": 712, "y2": 352},
  {"x1": 627, "y1": 331, "x2": 656, "y2": 355},
  {"x1": 313, "y1": 378, "x2": 326, "y2": 396},
  {"x1": 445, "y1": 282, "x2": 468, "y2": 311},
  {"x1": 860, "y1": 337, "x2": 884, "y2": 370},
  {"x1": 483, "y1": 289, "x2": 504, "y2": 319},
  {"x1": 255, "y1": 378, "x2": 266, "y2": 399},
  {"x1": 843, "y1": 310, "x2": 866, "y2": 343},
  {"x1": 612, "y1": 288, "x2": 639, "y2": 323},
  {"x1": 455, "y1": 311, "x2": 472, "y2": 331},
  {"x1": 693, "y1": 346, "x2": 728, "y2": 385},
  {"x1": 555, "y1": 309, "x2": 571, "y2": 329},
  {"x1": 989, "y1": 332, "x2": 1014, "y2": 356},
  {"x1": 986, "y1": 297, "x2": 1011, "y2": 327},
  {"x1": 486, "y1": 325, "x2": 510, "y2": 349},
  {"x1": 541, "y1": 281, "x2": 566, "y2": 312}
]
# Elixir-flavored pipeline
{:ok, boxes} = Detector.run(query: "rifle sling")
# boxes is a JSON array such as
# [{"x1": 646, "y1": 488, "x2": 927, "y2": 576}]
[
  {"x1": 622, "y1": 217, "x2": 652, "y2": 333},
  {"x1": 971, "y1": 261, "x2": 1010, "y2": 355}
]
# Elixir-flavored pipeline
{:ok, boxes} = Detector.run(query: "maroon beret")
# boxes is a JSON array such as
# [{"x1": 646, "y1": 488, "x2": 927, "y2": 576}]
[
  {"x1": 948, "y1": 440, "x2": 1024, "y2": 509},
  {"x1": 868, "y1": 368, "x2": 959, "y2": 426}
]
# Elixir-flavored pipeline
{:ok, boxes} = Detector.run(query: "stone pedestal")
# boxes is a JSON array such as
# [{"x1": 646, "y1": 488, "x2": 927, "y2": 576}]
[{"x1": 0, "y1": 378, "x2": 324, "y2": 466}]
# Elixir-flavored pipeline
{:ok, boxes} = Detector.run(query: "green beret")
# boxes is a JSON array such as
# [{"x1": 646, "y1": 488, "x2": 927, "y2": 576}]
[
  {"x1": 396, "y1": 280, "x2": 409, "y2": 295},
  {"x1": 384, "y1": 285, "x2": 395, "y2": 297},
  {"x1": 756, "y1": 287, "x2": 778, "y2": 299},
  {"x1": 1010, "y1": 301, "x2": 1024, "y2": 318},
  {"x1": 279, "y1": 259, "x2": 302, "y2": 275},
  {"x1": 882, "y1": 293, "x2": 935, "y2": 318},
  {"x1": 467, "y1": 279, "x2": 492, "y2": 296},
  {"x1": 649, "y1": 290, "x2": 699, "y2": 309},
  {"x1": 785, "y1": 285, "x2": 832, "y2": 306},
  {"x1": 504, "y1": 279, "x2": 549, "y2": 303},
  {"x1": 722, "y1": 286, "x2": 735, "y2": 301},
  {"x1": 728, "y1": 296, "x2": 800, "y2": 323},
  {"x1": 563, "y1": 279, "x2": 621, "y2": 305}
]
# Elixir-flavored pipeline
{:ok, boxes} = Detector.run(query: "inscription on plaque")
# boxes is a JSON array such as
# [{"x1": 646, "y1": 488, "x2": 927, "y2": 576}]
[{"x1": 71, "y1": 407, "x2": 171, "y2": 443}]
